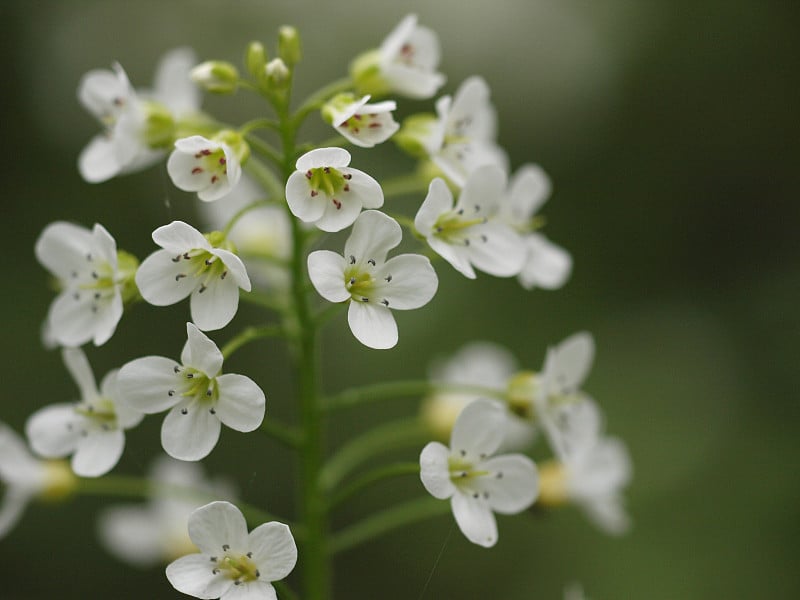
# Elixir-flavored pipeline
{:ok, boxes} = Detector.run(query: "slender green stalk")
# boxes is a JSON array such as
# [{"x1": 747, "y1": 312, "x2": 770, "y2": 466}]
[
  {"x1": 222, "y1": 199, "x2": 270, "y2": 237},
  {"x1": 75, "y1": 475, "x2": 283, "y2": 527},
  {"x1": 246, "y1": 135, "x2": 285, "y2": 170},
  {"x1": 329, "y1": 496, "x2": 450, "y2": 555},
  {"x1": 328, "y1": 462, "x2": 420, "y2": 510},
  {"x1": 323, "y1": 380, "x2": 507, "y2": 413},
  {"x1": 240, "y1": 117, "x2": 280, "y2": 135},
  {"x1": 319, "y1": 418, "x2": 427, "y2": 492},
  {"x1": 292, "y1": 77, "x2": 353, "y2": 125},
  {"x1": 221, "y1": 324, "x2": 285, "y2": 359},
  {"x1": 381, "y1": 173, "x2": 430, "y2": 198}
]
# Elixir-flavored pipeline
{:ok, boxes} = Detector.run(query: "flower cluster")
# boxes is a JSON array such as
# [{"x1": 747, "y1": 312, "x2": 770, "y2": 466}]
[{"x1": 11, "y1": 12, "x2": 633, "y2": 600}]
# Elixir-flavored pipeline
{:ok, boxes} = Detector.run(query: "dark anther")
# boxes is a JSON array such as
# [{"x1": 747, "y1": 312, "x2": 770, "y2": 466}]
[
  {"x1": 464, "y1": 239, "x2": 471, "y2": 246},
  {"x1": 206, "y1": 389, "x2": 213, "y2": 396},
  {"x1": 174, "y1": 366, "x2": 181, "y2": 373},
  {"x1": 349, "y1": 255, "x2": 356, "y2": 264},
  {"x1": 255, "y1": 570, "x2": 260, "y2": 578},
  {"x1": 91, "y1": 305, "x2": 98, "y2": 313},
  {"x1": 234, "y1": 581, "x2": 242, "y2": 586},
  {"x1": 385, "y1": 275, "x2": 392, "y2": 282},
  {"x1": 381, "y1": 299, "x2": 389, "y2": 306},
  {"x1": 205, "y1": 259, "x2": 213, "y2": 265},
  {"x1": 361, "y1": 296, "x2": 369, "y2": 302},
  {"x1": 323, "y1": 167, "x2": 330, "y2": 173},
  {"x1": 91, "y1": 271, "x2": 99, "y2": 279},
  {"x1": 73, "y1": 292, "x2": 80, "y2": 300},
  {"x1": 222, "y1": 544, "x2": 230, "y2": 551},
  {"x1": 94, "y1": 292, "x2": 101, "y2": 300},
  {"x1": 168, "y1": 390, "x2": 175, "y2": 397},
  {"x1": 212, "y1": 568, "x2": 220, "y2": 575},
  {"x1": 183, "y1": 253, "x2": 191, "y2": 260},
  {"x1": 71, "y1": 271, "x2": 78, "y2": 278},
  {"x1": 305, "y1": 170, "x2": 313, "y2": 179},
  {"x1": 344, "y1": 184, "x2": 350, "y2": 192},
  {"x1": 481, "y1": 235, "x2": 488, "y2": 243},
  {"x1": 496, "y1": 472, "x2": 504, "y2": 479},
  {"x1": 209, "y1": 408, "x2": 216, "y2": 414},
  {"x1": 86, "y1": 253, "x2": 92, "y2": 262},
  {"x1": 436, "y1": 226, "x2": 443, "y2": 233},
  {"x1": 483, "y1": 492, "x2": 490, "y2": 499},
  {"x1": 246, "y1": 552, "x2": 253, "y2": 558},
  {"x1": 180, "y1": 408, "x2": 188, "y2": 415},
  {"x1": 210, "y1": 556, "x2": 217, "y2": 562},
  {"x1": 175, "y1": 273, "x2": 187, "y2": 281},
  {"x1": 457, "y1": 208, "x2": 464, "y2": 215},
  {"x1": 343, "y1": 173, "x2": 352, "y2": 180},
  {"x1": 367, "y1": 259, "x2": 376, "y2": 266},
  {"x1": 198, "y1": 284, "x2": 207, "y2": 294},
  {"x1": 186, "y1": 373, "x2": 194, "y2": 379},
  {"x1": 221, "y1": 271, "x2": 227, "y2": 280},
  {"x1": 474, "y1": 204, "x2": 481, "y2": 213},
  {"x1": 473, "y1": 492, "x2": 479, "y2": 499},
  {"x1": 479, "y1": 453, "x2": 487, "y2": 459},
  {"x1": 310, "y1": 190, "x2": 318, "y2": 197},
  {"x1": 349, "y1": 277, "x2": 356, "y2": 285},
  {"x1": 460, "y1": 449, "x2": 466, "y2": 456},
  {"x1": 461, "y1": 471, "x2": 468, "y2": 478}
]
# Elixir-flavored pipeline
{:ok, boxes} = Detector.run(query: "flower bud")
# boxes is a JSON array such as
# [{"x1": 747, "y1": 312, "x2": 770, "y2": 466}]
[
  {"x1": 394, "y1": 113, "x2": 439, "y2": 158},
  {"x1": 190, "y1": 61, "x2": 239, "y2": 94},
  {"x1": 265, "y1": 58, "x2": 290, "y2": 87},
  {"x1": 245, "y1": 41, "x2": 268, "y2": 80},
  {"x1": 278, "y1": 25, "x2": 302, "y2": 65}
]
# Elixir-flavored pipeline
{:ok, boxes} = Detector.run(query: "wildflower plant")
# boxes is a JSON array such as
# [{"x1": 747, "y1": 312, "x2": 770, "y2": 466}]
[{"x1": 11, "y1": 13, "x2": 632, "y2": 599}]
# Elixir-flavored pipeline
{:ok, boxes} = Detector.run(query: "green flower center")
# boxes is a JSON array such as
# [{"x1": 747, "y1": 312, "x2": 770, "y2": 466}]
[
  {"x1": 432, "y1": 206, "x2": 488, "y2": 244},
  {"x1": 172, "y1": 233, "x2": 236, "y2": 293},
  {"x1": 211, "y1": 550, "x2": 260, "y2": 584},
  {"x1": 305, "y1": 166, "x2": 350, "y2": 203},
  {"x1": 74, "y1": 397, "x2": 118, "y2": 430}
]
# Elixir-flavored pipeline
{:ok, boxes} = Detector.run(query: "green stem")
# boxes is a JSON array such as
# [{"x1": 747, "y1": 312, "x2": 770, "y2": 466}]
[
  {"x1": 221, "y1": 324, "x2": 284, "y2": 359},
  {"x1": 329, "y1": 496, "x2": 450, "y2": 555},
  {"x1": 75, "y1": 475, "x2": 283, "y2": 528},
  {"x1": 324, "y1": 380, "x2": 507, "y2": 413},
  {"x1": 292, "y1": 77, "x2": 353, "y2": 126},
  {"x1": 381, "y1": 173, "x2": 430, "y2": 198},
  {"x1": 222, "y1": 199, "x2": 270, "y2": 237},
  {"x1": 319, "y1": 418, "x2": 427, "y2": 492},
  {"x1": 240, "y1": 117, "x2": 280, "y2": 135},
  {"x1": 328, "y1": 462, "x2": 420, "y2": 510},
  {"x1": 246, "y1": 135, "x2": 285, "y2": 170}
]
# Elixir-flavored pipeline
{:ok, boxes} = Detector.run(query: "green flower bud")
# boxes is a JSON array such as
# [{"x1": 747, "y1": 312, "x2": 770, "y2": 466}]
[
  {"x1": 190, "y1": 61, "x2": 239, "y2": 94},
  {"x1": 214, "y1": 129, "x2": 250, "y2": 164},
  {"x1": 394, "y1": 113, "x2": 438, "y2": 158},
  {"x1": 245, "y1": 41, "x2": 268, "y2": 80},
  {"x1": 278, "y1": 25, "x2": 302, "y2": 66},
  {"x1": 265, "y1": 58, "x2": 290, "y2": 88},
  {"x1": 350, "y1": 49, "x2": 391, "y2": 97}
]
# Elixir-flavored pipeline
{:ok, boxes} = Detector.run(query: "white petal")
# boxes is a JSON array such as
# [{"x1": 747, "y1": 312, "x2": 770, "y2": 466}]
[
  {"x1": 35, "y1": 221, "x2": 96, "y2": 280},
  {"x1": 344, "y1": 210, "x2": 401, "y2": 266},
  {"x1": 47, "y1": 291, "x2": 105, "y2": 347},
  {"x1": 518, "y1": 234, "x2": 572, "y2": 290},
  {"x1": 174, "y1": 135, "x2": 219, "y2": 154},
  {"x1": 167, "y1": 553, "x2": 233, "y2": 599},
  {"x1": 188, "y1": 501, "x2": 249, "y2": 555},
  {"x1": 544, "y1": 332, "x2": 595, "y2": 395},
  {"x1": 190, "y1": 275, "x2": 241, "y2": 331},
  {"x1": 295, "y1": 147, "x2": 350, "y2": 171},
  {"x1": 248, "y1": 521, "x2": 297, "y2": 581},
  {"x1": 313, "y1": 191, "x2": 363, "y2": 233},
  {"x1": 479, "y1": 454, "x2": 538, "y2": 514},
  {"x1": 71, "y1": 428, "x2": 124, "y2": 477},
  {"x1": 508, "y1": 164, "x2": 551, "y2": 220},
  {"x1": 77, "y1": 66, "x2": 130, "y2": 118},
  {"x1": 285, "y1": 171, "x2": 326, "y2": 223},
  {"x1": 340, "y1": 168, "x2": 384, "y2": 209},
  {"x1": 457, "y1": 164, "x2": 506, "y2": 216},
  {"x1": 223, "y1": 582, "x2": 277, "y2": 600},
  {"x1": 153, "y1": 47, "x2": 201, "y2": 115},
  {"x1": 466, "y1": 222, "x2": 526, "y2": 277},
  {"x1": 25, "y1": 404, "x2": 81, "y2": 458},
  {"x1": 215, "y1": 374, "x2": 265, "y2": 432},
  {"x1": 62, "y1": 347, "x2": 98, "y2": 401},
  {"x1": 451, "y1": 492, "x2": 498, "y2": 548},
  {"x1": 380, "y1": 14, "x2": 417, "y2": 59},
  {"x1": 419, "y1": 442, "x2": 455, "y2": 500},
  {"x1": 447, "y1": 77, "x2": 496, "y2": 141},
  {"x1": 212, "y1": 249, "x2": 251, "y2": 292},
  {"x1": 117, "y1": 356, "x2": 183, "y2": 413},
  {"x1": 135, "y1": 249, "x2": 197, "y2": 306},
  {"x1": 581, "y1": 494, "x2": 631, "y2": 535},
  {"x1": 181, "y1": 323, "x2": 223, "y2": 376},
  {"x1": 450, "y1": 399, "x2": 506, "y2": 460},
  {"x1": 307, "y1": 251, "x2": 349, "y2": 303},
  {"x1": 97, "y1": 505, "x2": 168, "y2": 567},
  {"x1": 347, "y1": 301, "x2": 398, "y2": 350},
  {"x1": 161, "y1": 401, "x2": 221, "y2": 461},
  {"x1": 101, "y1": 370, "x2": 145, "y2": 429},
  {"x1": 89, "y1": 291, "x2": 124, "y2": 346},
  {"x1": 0, "y1": 489, "x2": 31, "y2": 539},
  {"x1": 544, "y1": 397, "x2": 603, "y2": 461},
  {"x1": 427, "y1": 237, "x2": 475, "y2": 279},
  {"x1": 168, "y1": 149, "x2": 208, "y2": 192},
  {"x1": 78, "y1": 135, "x2": 122, "y2": 183},
  {"x1": 414, "y1": 178, "x2": 453, "y2": 235},
  {"x1": 374, "y1": 254, "x2": 437, "y2": 310},
  {"x1": 569, "y1": 436, "x2": 632, "y2": 499},
  {"x1": 152, "y1": 220, "x2": 212, "y2": 253}
]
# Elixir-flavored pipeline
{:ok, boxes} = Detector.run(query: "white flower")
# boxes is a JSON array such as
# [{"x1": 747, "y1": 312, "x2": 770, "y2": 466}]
[
  {"x1": 415, "y1": 166, "x2": 526, "y2": 279},
  {"x1": 25, "y1": 347, "x2": 143, "y2": 477},
  {"x1": 35, "y1": 221, "x2": 134, "y2": 347},
  {"x1": 325, "y1": 94, "x2": 400, "y2": 148},
  {"x1": 98, "y1": 456, "x2": 235, "y2": 567},
  {"x1": 307, "y1": 210, "x2": 438, "y2": 349},
  {"x1": 167, "y1": 135, "x2": 243, "y2": 202},
  {"x1": 0, "y1": 422, "x2": 76, "y2": 539},
  {"x1": 166, "y1": 501, "x2": 297, "y2": 600},
  {"x1": 135, "y1": 221, "x2": 251, "y2": 331},
  {"x1": 534, "y1": 333, "x2": 633, "y2": 534},
  {"x1": 352, "y1": 14, "x2": 445, "y2": 100},
  {"x1": 496, "y1": 164, "x2": 572, "y2": 290},
  {"x1": 406, "y1": 76, "x2": 506, "y2": 188},
  {"x1": 117, "y1": 323, "x2": 266, "y2": 461},
  {"x1": 420, "y1": 399, "x2": 538, "y2": 547},
  {"x1": 285, "y1": 148, "x2": 384, "y2": 232},
  {"x1": 78, "y1": 47, "x2": 200, "y2": 183}
]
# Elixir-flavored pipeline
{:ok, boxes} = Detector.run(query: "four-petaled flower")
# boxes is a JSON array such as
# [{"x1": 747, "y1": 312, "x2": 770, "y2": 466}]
[
  {"x1": 0, "y1": 422, "x2": 76, "y2": 539},
  {"x1": 420, "y1": 399, "x2": 539, "y2": 547},
  {"x1": 167, "y1": 135, "x2": 243, "y2": 202},
  {"x1": 78, "y1": 47, "x2": 201, "y2": 183},
  {"x1": 324, "y1": 93, "x2": 400, "y2": 148},
  {"x1": 351, "y1": 14, "x2": 445, "y2": 100},
  {"x1": 25, "y1": 347, "x2": 144, "y2": 477},
  {"x1": 135, "y1": 221, "x2": 251, "y2": 331},
  {"x1": 415, "y1": 166, "x2": 526, "y2": 279},
  {"x1": 308, "y1": 210, "x2": 438, "y2": 349},
  {"x1": 285, "y1": 148, "x2": 384, "y2": 232},
  {"x1": 35, "y1": 221, "x2": 136, "y2": 347},
  {"x1": 496, "y1": 164, "x2": 572, "y2": 291},
  {"x1": 117, "y1": 323, "x2": 266, "y2": 461},
  {"x1": 166, "y1": 501, "x2": 297, "y2": 600}
]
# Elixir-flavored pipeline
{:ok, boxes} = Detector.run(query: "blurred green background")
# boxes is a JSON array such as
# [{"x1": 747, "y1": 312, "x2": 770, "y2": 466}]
[{"x1": 2, "y1": 0, "x2": 798, "y2": 598}]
